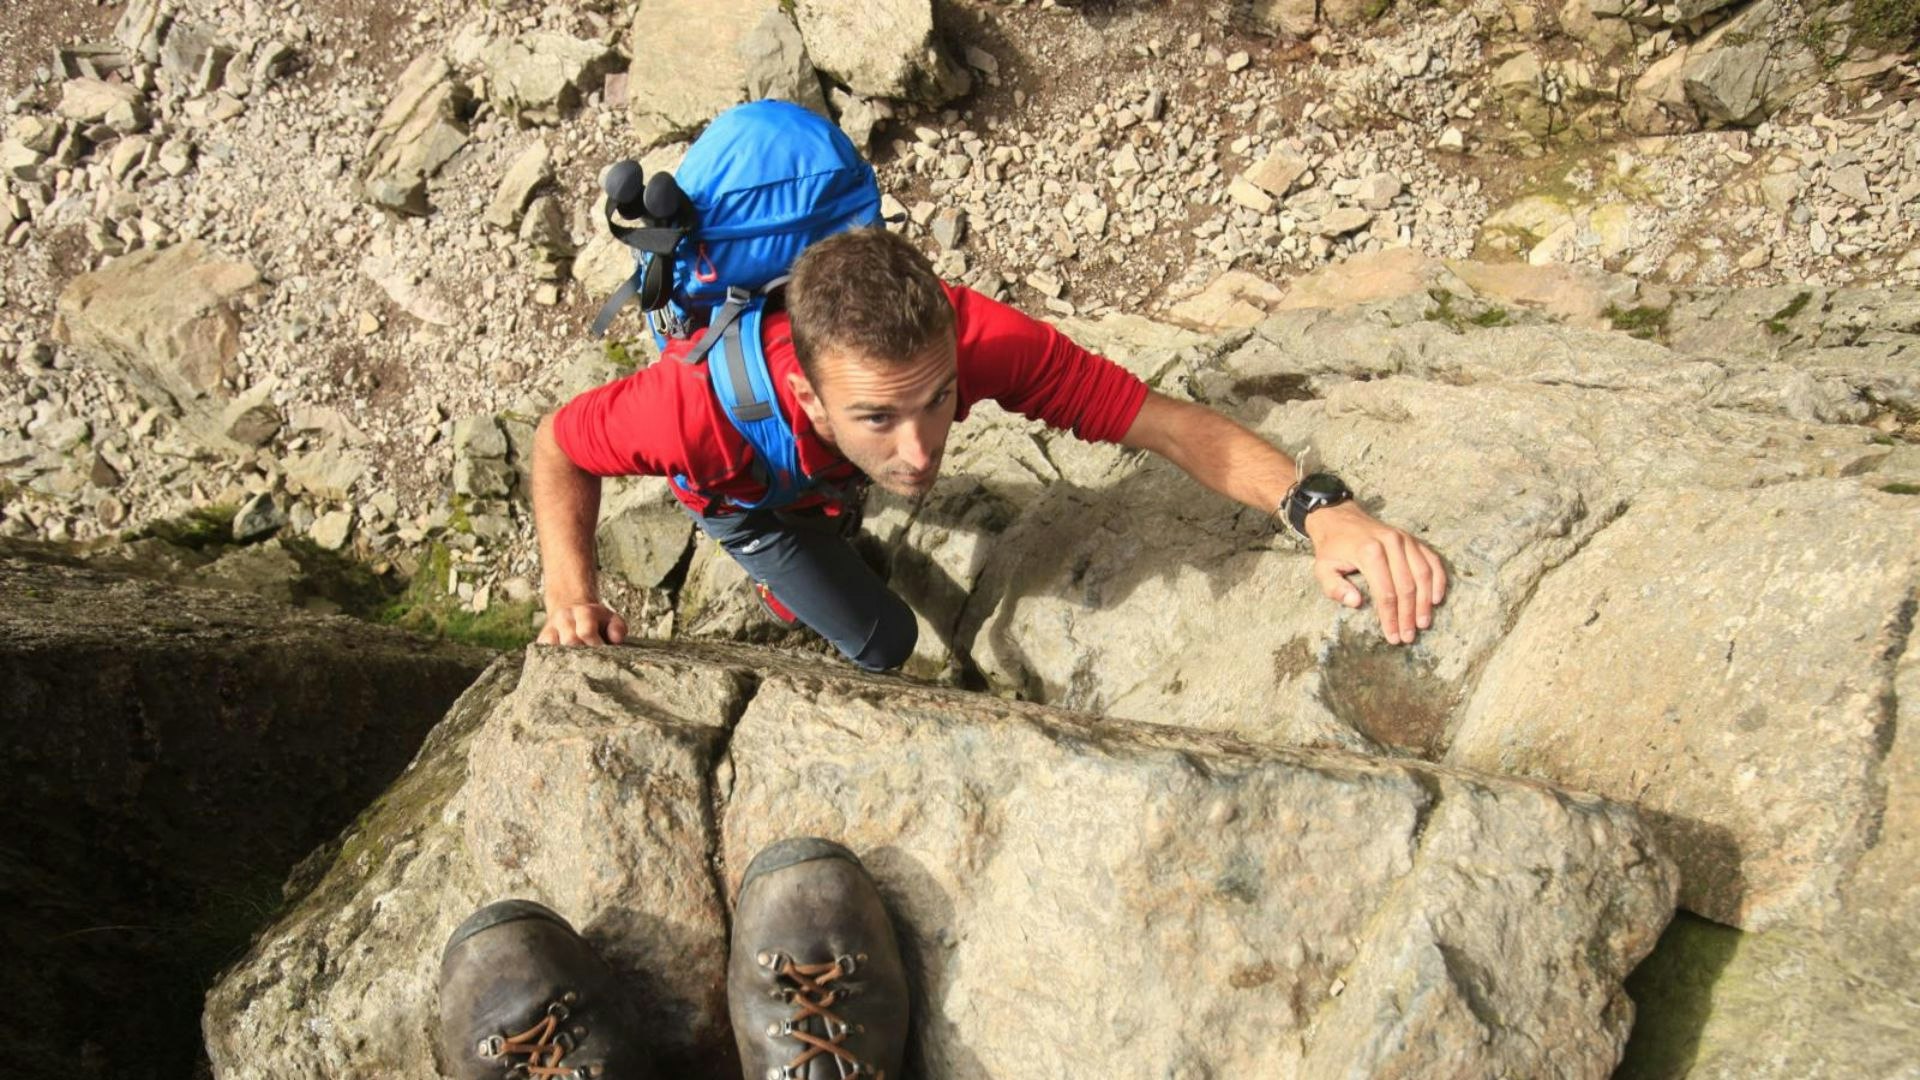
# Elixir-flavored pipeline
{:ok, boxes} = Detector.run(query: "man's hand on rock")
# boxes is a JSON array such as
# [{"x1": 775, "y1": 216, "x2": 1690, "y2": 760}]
[
  {"x1": 1303, "y1": 503, "x2": 1448, "y2": 645},
  {"x1": 537, "y1": 601, "x2": 628, "y2": 646}
]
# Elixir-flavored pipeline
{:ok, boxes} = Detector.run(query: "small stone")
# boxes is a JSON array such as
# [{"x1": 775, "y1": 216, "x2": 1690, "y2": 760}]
[
  {"x1": 89, "y1": 453, "x2": 122, "y2": 488},
  {"x1": 964, "y1": 46, "x2": 999, "y2": 76},
  {"x1": 58, "y1": 79, "x2": 147, "y2": 132},
  {"x1": 1245, "y1": 152, "x2": 1310, "y2": 198},
  {"x1": 369, "y1": 491, "x2": 401, "y2": 523},
  {"x1": 1827, "y1": 165, "x2": 1871, "y2": 204},
  {"x1": 1389, "y1": 47, "x2": 1431, "y2": 79},
  {"x1": 453, "y1": 414, "x2": 509, "y2": 459},
  {"x1": 1225, "y1": 51, "x2": 1252, "y2": 73},
  {"x1": 931, "y1": 207, "x2": 968, "y2": 250},
  {"x1": 10, "y1": 116, "x2": 60, "y2": 154},
  {"x1": 221, "y1": 385, "x2": 282, "y2": 448},
  {"x1": 1737, "y1": 245, "x2": 1772, "y2": 270},
  {"x1": 310, "y1": 508, "x2": 354, "y2": 552},
  {"x1": 1355, "y1": 173, "x2": 1403, "y2": 211},
  {"x1": 1438, "y1": 127, "x2": 1467, "y2": 152},
  {"x1": 108, "y1": 136, "x2": 150, "y2": 180},
  {"x1": 356, "y1": 312, "x2": 381, "y2": 336},
  {"x1": 486, "y1": 140, "x2": 552, "y2": 230},
  {"x1": 1, "y1": 140, "x2": 45, "y2": 181},
  {"x1": 1314, "y1": 208, "x2": 1374, "y2": 236},
  {"x1": 96, "y1": 496, "x2": 127, "y2": 528},
  {"x1": 232, "y1": 492, "x2": 287, "y2": 542},
  {"x1": 1227, "y1": 177, "x2": 1276, "y2": 214},
  {"x1": 1026, "y1": 271, "x2": 1065, "y2": 299}
]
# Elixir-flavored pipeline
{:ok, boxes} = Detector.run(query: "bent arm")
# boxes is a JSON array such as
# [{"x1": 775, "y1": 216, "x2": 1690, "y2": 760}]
[
  {"x1": 1119, "y1": 391, "x2": 1299, "y2": 522},
  {"x1": 533, "y1": 412, "x2": 628, "y2": 645},
  {"x1": 533, "y1": 411, "x2": 605, "y2": 609},
  {"x1": 1119, "y1": 389, "x2": 1448, "y2": 645}
]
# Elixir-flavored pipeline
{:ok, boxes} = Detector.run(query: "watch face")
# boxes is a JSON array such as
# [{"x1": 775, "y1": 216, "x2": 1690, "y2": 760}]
[{"x1": 1301, "y1": 473, "x2": 1348, "y2": 499}]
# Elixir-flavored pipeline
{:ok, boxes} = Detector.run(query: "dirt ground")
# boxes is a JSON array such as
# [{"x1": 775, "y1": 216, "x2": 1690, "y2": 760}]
[{"x1": 0, "y1": 0, "x2": 117, "y2": 100}]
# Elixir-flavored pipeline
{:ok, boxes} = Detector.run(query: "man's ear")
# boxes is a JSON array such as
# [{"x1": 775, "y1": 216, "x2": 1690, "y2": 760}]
[{"x1": 786, "y1": 370, "x2": 829, "y2": 429}]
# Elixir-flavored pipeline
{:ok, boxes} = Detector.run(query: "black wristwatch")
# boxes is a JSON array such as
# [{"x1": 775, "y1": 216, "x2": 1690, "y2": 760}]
[{"x1": 1282, "y1": 472, "x2": 1353, "y2": 539}]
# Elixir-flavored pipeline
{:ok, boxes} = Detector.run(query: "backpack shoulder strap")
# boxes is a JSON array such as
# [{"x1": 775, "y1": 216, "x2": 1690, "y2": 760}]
[{"x1": 704, "y1": 295, "x2": 809, "y2": 510}]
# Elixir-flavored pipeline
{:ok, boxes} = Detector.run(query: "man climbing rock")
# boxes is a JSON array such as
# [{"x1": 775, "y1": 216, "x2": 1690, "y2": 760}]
[{"x1": 532, "y1": 227, "x2": 1445, "y2": 669}]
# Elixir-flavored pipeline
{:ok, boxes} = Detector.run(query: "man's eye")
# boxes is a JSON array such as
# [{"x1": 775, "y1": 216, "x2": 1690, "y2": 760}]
[
  {"x1": 861, "y1": 415, "x2": 893, "y2": 429},
  {"x1": 929, "y1": 389, "x2": 951, "y2": 408}
]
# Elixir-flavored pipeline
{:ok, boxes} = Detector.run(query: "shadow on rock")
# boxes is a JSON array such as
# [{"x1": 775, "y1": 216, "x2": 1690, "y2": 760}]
[
  {"x1": 865, "y1": 844, "x2": 992, "y2": 1080},
  {"x1": 1616, "y1": 912, "x2": 1745, "y2": 1080}
]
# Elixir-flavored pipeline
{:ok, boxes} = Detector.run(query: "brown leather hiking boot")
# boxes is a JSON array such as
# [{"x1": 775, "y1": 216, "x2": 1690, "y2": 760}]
[
  {"x1": 728, "y1": 838, "x2": 909, "y2": 1080},
  {"x1": 438, "y1": 899, "x2": 651, "y2": 1080}
]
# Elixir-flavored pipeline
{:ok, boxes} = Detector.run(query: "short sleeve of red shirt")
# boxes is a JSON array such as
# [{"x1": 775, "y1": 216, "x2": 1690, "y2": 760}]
[
  {"x1": 948, "y1": 284, "x2": 1149, "y2": 444},
  {"x1": 551, "y1": 359, "x2": 711, "y2": 479}
]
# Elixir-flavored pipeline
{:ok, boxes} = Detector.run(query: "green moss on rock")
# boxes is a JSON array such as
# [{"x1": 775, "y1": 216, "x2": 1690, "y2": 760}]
[{"x1": 1616, "y1": 912, "x2": 1745, "y2": 1080}]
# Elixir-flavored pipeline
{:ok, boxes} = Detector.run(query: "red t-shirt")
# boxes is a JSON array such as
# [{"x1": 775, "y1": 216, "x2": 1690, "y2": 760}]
[{"x1": 553, "y1": 283, "x2": 1150, "y2": 514}]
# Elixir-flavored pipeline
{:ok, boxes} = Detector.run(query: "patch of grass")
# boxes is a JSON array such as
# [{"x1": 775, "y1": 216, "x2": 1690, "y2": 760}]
[
  {"x1": 603, "y1": 338, "x2": 644, "y2": 370},
  {"x1": 1765, "y1": 291, "x2": 1814, "y2": 336},
  {"x1": 377, "y1": 542, "x2": 537, "y2": 650},
  {"x1": 1424, "y1": 289, "x2": 1512, "y2": 332},
  {"x1": 125, "y1": 504, "x2": 239, "y2": 551},
  {"x1": 1605, "y1": 304, "x2": 1672, "y2": 341},
  {"x1": 447, "y1": 494, "x2": 473, "y2": 536},
  {"x1": 1855, "y1": 0, "x2": 1920, "y2": 46},
  {"x1": 1882, "y1": 482, "x2": 1920, "y2": 495}
]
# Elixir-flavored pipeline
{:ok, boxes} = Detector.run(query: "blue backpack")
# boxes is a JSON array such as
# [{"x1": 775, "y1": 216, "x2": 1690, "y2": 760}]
[{"x1": 591, "y1": 100, "x2": 882, "y2": 510}]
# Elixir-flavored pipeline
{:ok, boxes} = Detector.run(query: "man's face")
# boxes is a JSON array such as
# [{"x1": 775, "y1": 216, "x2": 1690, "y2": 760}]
[{"x1": 789, "y1": 331, "x2": 959, "y2": 498}]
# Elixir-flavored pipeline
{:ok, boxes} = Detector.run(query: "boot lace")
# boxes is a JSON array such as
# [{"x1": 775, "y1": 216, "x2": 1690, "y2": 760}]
[
  {"x1": 757, "y1": 950, "x2": 884, "y2": 1079},
  {"x1": 476, "y1": 992, "x2": 598, "y2": 1079}
]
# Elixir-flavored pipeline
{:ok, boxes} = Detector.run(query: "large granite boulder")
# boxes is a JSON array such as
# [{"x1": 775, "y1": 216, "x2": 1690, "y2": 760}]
[
  {"x1": 52, "y1": 240, "x2": 263, "y2": 453},
  {"x1": 0, "y1": 545, "x2": 492, "y2": 1080},
  {"x1": 205, "y1": 641, "x2": 1676, "y2": 1079},
  {"x1": 1448, "y1": 482, "x2": 1919, "y2": 930},
  {"x1": 793, "y1": 0, "x2": 970, "y2": 105},
  {"x1": 1624, "y1": 0, "x2": 1825, "y2": 133},
  {"x1": 626, "y1": 0, "x2": 786, "y2": 148},
  {"x1": 478, "y1": 31, "x2": 618, "y2": 126},
  {"x1": 361, "y1": 53, "x2": 474, "y2": 214},
  {"x1": 627, "y1": 257, "x2": 1918, "y2": 1078}
]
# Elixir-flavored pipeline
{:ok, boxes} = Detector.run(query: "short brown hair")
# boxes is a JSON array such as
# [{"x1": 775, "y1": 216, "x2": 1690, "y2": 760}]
[{"x1": 787, "y1": 227, "x2": 955, "y2": 381}]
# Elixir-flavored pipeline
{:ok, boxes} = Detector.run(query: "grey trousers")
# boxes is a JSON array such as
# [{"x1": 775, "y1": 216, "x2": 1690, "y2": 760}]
[{"x1": 689, "y1": 506, "x2": 918, "y2": 672}]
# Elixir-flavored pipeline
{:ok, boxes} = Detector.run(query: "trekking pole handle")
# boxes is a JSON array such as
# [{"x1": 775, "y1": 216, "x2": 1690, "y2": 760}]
[{"x1": 603, "y1": 159, "x2": 647, "y2": 220}]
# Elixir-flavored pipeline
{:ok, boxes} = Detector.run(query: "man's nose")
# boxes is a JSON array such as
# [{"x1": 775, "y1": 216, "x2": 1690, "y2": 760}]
[{"x1": 897, "y1": 420, "x2": 936, "y2": 470}]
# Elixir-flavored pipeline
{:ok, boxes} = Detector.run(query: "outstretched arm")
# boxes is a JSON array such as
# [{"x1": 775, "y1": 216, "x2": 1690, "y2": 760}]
[
  {"x1": 532, "y1": 412, "x2": 627, "y2": 646},
  {"x1": 1118, "y1": 391, "x2": 1446, "y2": 645}
]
